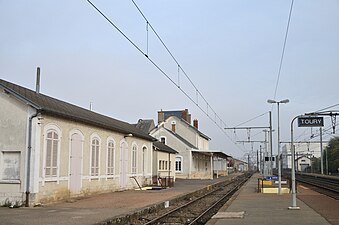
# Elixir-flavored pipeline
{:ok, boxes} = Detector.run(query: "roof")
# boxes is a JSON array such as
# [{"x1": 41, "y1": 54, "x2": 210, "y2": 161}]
[
  {"x1": 164, "y1": 128, "x2": 197, "y2": 149},
  {"x1": 134, "y1": 119, "x2": 155, "y2": 134},
  {"x1": 0, "y1": 79, "x2": 155, "y2": 141},
  {"x1": 191, "y1": 150, "x2": 231, "y2": 159},
  {"x1": 153, "y1": 141, "x2": 178, "y2": 154},
  {"x1": 167, "y1": 116, "x2": 211, "y2": 140}
]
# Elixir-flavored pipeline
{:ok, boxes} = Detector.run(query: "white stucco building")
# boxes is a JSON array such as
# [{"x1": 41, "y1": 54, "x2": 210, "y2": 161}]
[
  {"x1": 150, "y1": 109, "x2": 229, "y2": 179},
  {"x1": 281, "y1": 142, "x2": 326, "y2": 172},
  {"x1": 0, "y1": 79, "x2": 155, "y2": 206}
]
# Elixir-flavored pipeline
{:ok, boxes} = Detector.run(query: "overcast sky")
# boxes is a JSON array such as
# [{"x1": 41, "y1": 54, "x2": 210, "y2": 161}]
[{"x1": 1, "y1": 0, "x2": 338, "y2": 159}]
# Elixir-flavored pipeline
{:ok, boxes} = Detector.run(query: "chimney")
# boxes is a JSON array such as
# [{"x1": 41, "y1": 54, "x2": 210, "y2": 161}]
[
  {"x1": 171, "y1": 121, "x2": 176, "y2": 133},
  {"x1": 193, "y1": 119, "x2": 198, "y2": 129},
  {"x1": 187, "y1": 113, "x2": 192, "y2": 124},
  {"x1": 182, "y1": 109, "x2": 191, "y2": 123},
  {"x1": 158, "y1": 110, "x2": 164, "y2": 125},
  {"x1": 36, "y1": 67, "x2": 40, "y2": 94}
]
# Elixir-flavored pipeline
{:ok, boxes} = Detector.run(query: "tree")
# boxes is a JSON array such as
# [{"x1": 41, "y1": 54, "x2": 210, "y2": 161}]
[
  {"x1": 324, "y1": 136, "x2": 339, "y2": 175},
  {"x1": 310, "y1": 157, "x2": 321, "y2": 173}
]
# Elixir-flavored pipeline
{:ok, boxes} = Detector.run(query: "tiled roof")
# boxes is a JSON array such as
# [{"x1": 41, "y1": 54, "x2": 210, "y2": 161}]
[
  {"x1": 134, "y1": 119, "x2": 155, "y2": 134},
  {"x1": 165, "y1": 115, "x2": 210, "y2": 140},
  {"x1": 0, "y1": 79, "x2": 155, "y2": 141},
  {"x1": 153, "y1": 141, "x2": 178, "y2": 154}
]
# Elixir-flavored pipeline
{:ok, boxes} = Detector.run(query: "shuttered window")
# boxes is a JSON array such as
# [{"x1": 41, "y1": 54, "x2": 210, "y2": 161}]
[
  {"x1": 91, "y1": 138, "x2": 100, "y2": 176},
  {"x1": 45, "y1": 131, "x2": 58, "y2": 177},
  {"x1": 107, "y1": 141, "x2": 114, "y2": 175},
  {"x1": 131, "y1": 145, "x2": 137, "y2": 174}
]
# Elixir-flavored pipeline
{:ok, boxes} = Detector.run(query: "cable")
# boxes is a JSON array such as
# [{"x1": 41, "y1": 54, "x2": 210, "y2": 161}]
[
  {"x1": 314, "y1": 103, "x2": 339, "y2": 113},
  {"x1": 235, "y1": 111, "x2": 269, "y2": 127},
  {"x1": 273, "y1": 0, "x2": 294, "y2": 99},
  {"x1": 86, "y1": 0, "x2": 246, "y2": 154}
]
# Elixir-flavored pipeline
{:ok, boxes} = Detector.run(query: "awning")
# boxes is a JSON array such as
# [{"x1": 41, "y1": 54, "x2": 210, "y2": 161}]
[{"x1": 191, "y1": 150, "x2": 231, "y2": 159}]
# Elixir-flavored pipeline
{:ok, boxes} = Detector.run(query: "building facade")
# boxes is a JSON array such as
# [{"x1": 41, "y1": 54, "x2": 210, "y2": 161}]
[
  {"x1": 151, "y1": 109, "x2": 228, "y2": 179},
  {"x1": 0, "y1": 79, "x2": 154, "y2": 206}
]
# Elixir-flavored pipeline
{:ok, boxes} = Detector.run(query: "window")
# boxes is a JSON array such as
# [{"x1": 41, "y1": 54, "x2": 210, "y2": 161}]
[
  {"x1": 1, "y1": 151, "x2": 20, "y2": 181},
  {"x1": 45, "y1": 130, "x2": 59, "y2": 177},
  {"x1": 131, "y1": 145, "x2": 137, "y2": 174},
  {"x1": 107, "y1": 140, "x2": 115, "y2": 175},
  {"x1": 91, "y1": 138, "x2": 100, "y2": 176},
  {"x1": 160, "y1": 137, "x2": 166, "y2": 144},
  {"x1": 175, "y1": 156, "x2": 182, "y2": 172}
]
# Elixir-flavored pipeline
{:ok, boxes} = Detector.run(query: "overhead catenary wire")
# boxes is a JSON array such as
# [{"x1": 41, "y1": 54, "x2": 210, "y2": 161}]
[
  {"x1": 314, "y1": 103, "x2": 339, "y2": 113},
  {"x1": 235, "y1": 111, "x2": 269, "y2": 127},
  {"x1": 86, "y1": 0, "x2": 247, "y2": 153},
  {"x1": 272, "y1": 0, "x2": 294, "y2": 100},
  {"x1": 295, "y1": 104, "x2": 339, "y2": 141}
]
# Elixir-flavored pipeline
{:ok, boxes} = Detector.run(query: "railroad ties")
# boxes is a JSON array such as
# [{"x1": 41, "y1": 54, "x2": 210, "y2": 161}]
[
  {"x1": 296, "y1": 173, "x2": 339, "y2": 200},
  {"x1": 132, "y1": 173, "x2": 252, "y2": 225}
]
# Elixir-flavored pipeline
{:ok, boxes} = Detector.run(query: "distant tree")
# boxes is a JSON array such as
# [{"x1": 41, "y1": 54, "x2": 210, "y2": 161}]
[
  {"x1": 324, "y1": 136, "x2": 339, "y2": 175},
  {"x1": 310, "y1": 157, "x2": 321, "y2": 174}
]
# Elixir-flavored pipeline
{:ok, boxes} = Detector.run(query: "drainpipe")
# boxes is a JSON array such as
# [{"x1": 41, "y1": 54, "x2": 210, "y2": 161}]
[
  {"x1": 25, "y1": 112, "x2": 39, "y2": 207},
  {"x1": 168, "y1": 153, "x2": 171, "y2": 178}
]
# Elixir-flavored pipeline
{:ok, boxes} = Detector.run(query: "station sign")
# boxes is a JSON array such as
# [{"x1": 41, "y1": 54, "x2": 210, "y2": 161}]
[
  {"x1": 298, "y1": 117, "x2": 324, "y2": 127},
  {"x1": 265, "y1": 176, "x2": 278, "y2": 180}
]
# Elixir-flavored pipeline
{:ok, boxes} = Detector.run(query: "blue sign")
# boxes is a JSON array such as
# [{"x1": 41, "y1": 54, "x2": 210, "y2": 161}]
[{"x1": 264, "y1": 176, "x2": 278, "y2": 180}]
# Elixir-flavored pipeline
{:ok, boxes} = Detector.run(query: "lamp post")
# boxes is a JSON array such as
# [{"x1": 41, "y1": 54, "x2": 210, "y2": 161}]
[
  {"x1": 267, "y1": 99, "x2": 289, "y2": 195},
  {"x1": 289, "y1": 115, "x2": 300, "y2": 210}
]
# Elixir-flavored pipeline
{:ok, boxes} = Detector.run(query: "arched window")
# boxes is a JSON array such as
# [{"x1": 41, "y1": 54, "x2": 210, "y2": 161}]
[
  {"x1": 91, "y1": 137, "x2": 100, "y2": 176},
  {"x1": 45, "y1": 130, "x2": 59, "y2": 177},
  {"x1": 107, "y1": 140, "x2": 115, "y2": 175},
  {"x1": 131, "y1": 144, "x2": 137, "y2": 174},
  {"x1": 175, "y1": 156, "x2": 183, "y2": 172}
]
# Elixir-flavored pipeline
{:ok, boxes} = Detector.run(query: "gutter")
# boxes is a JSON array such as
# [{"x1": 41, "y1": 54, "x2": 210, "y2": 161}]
[{"x1": 25, "y1": 112, "x2": 39, "y2": 207}]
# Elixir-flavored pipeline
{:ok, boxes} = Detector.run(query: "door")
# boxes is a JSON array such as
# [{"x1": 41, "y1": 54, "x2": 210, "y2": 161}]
[
  {"x1": 70, "y1": 133, "x2": 82, "y2": 194},
  {"x1": 120, "y1": 141, "x2": 128, "y2": 188}
]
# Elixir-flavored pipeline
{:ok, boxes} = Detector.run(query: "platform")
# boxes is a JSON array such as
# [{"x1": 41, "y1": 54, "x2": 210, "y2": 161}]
[
  {"x1": 207, "y1": 173, "x2": 331, "y2": 225},
  {"x1": 0, "y1": 174, "x2": 238, "y2": 225}
]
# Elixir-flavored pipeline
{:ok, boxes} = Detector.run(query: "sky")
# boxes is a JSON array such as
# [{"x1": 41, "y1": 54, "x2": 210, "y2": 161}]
[{"x1": 1, "y1": 0, "x2": 339, "y2": 160}]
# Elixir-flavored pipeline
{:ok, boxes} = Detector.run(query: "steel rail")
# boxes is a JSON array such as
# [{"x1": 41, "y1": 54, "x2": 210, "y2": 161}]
[
  {"x1": 188, "y1": 175, "x2": 249, "y2": 225},
  {"x1": 142, "y1": 173, "x2": 251, "y2": 225},
  {"x1": 142, "y1": 186, "x2": 223, "y2": 225},
  {"x1": 296, "y1": 175, "x2": 339, "y2": 199}
]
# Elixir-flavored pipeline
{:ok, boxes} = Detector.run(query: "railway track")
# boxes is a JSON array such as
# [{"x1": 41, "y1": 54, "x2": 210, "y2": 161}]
[
  {"x1": 133, "y1": 173, "x2": 252, "y2": 225},
  {"x1": 296, "y1": 173, "x2": 339, "y2": 200}
]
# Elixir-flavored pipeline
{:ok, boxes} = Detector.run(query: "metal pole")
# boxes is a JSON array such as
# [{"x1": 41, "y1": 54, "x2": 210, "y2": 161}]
[
  {"x1": 259, "y1": 145, "x2": 264, "y2": 174},
  {"x1": 326, "y1": 147, "x2": 329, "y2": 175},
  {"x1": 277, "y1": 103, "x2": 282, "y2": 194},
  {"x1": 257, "y1": 149, "x2": 259, "y2": 172},
  {"x1": 269, "y1": 111, "x2": 273, "y2": 175},
  {"x1": 320, "y1": 127, "x2": 323, "y2": 174},
  {"x1": 264, "y1": 130, "x2": 268, "y2": 176},
  {"x1": 289, "y1": 116, "x2": 300, "y2": 210},
  {"x1": 248, "y1": 154, "x2": 250, "y2": 171}
]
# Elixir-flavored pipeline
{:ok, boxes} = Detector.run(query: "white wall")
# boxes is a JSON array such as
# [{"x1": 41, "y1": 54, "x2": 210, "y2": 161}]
[{"x1": 0, "y1": 90, "x2": 29, "y2": 204}]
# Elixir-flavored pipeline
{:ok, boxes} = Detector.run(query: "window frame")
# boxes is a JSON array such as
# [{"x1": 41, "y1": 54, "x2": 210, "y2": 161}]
[
  {"x1": 160, "y1": 136, "x2": 166, "y2": 144},
  {"x1": 106, "y1": 138, "x2": 115, "y2": 176},
  {"x1": 90, "y1": 134, "x2": 101, "y2": 178},
  {"x1": 175, "y1": 156, "x2": 183, "y2": 173},
  {"x1": 0, "y1": 151, "x2": 21, "y2": 183},
  {"x1": 131, "y1": 144, "x2": 137, "y2": 174},
  {"x1": 43, "y1": 124, "x2": 62, "y2": 183}
]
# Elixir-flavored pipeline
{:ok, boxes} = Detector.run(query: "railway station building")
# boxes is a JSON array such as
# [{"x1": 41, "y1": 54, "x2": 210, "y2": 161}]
[
  {"x1": 149, "y1": 109, "x2": 230, "y2": 179},
  {"x1": 0, "y1": 79, "x2": 156, "y2": 206}
]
